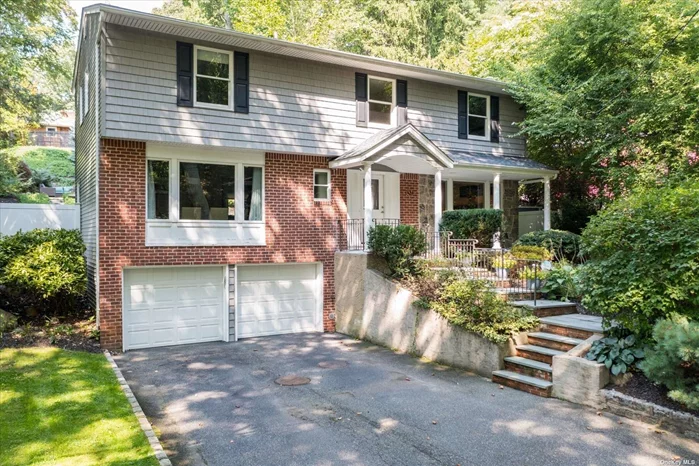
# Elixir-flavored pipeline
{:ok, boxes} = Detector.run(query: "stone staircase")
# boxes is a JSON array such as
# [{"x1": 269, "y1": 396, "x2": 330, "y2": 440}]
[{"x1": 491, "y1": 301, "x2": 604, "y2": 397}]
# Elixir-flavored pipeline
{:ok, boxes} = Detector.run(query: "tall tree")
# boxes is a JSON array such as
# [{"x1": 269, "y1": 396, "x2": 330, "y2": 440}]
[{"x1": 0, "y1": 0, "x2": 77, "y2": 147}]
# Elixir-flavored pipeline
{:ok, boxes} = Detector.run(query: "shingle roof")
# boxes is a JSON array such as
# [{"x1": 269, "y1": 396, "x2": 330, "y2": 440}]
[{"x1": 447, "y1": 150, "x2": 555, "y2": 172}]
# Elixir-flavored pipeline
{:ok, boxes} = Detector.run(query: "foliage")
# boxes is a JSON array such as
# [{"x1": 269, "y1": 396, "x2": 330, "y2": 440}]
[
  {"x1": 440, "y1": 209, "x2": 502, "y2": 247},
  {"x1": 16, "y1": 147, "x2": 75, "y2": 186},
  {"x1": 641, "y1": 317, "x2": 699, "y2": 410},
  {"x1": 0, "y1": 347, "x2": 160, "y2": 466},
  {"x1": 17, "y1": 192, "x2": 50, "y2": 204},
  {"x1": 0, "y1": 229, "x2": 86, "y2": 316},
  {"x1": 0, "y1": 1, "x2": 76, "y2": 145},
  {"x1": 368, "y1": 225, "x2": 427, "y2": 278},
  {"x1": 515, "y1": 229, "x2": 582, "y2": 262},
  {"x1": 540, "y1": 261, "x2": 580, "y2": 302},
  {"x1": 431, "y1": 279, "x2": 538, "y2": 343},
  {"x1": 586, "y1": 334, "x2": 646, "y2": 376},
  {"x1": 495, "y1": 253, "x2": 517, "y2": 270},
  {"x1": 520, "y1": 266, "x2": 548, "y2": 280},
  {"x1": 510, "y1": 244, "x2": 552, "y2": 261},
  {"x1": 579, "y1": 180, "x2": 699, "y2": 336}
]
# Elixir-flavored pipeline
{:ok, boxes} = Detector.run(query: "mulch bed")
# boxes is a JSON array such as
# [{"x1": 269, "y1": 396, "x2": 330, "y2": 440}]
[
  {"x1": 0, "y1": 313, "x2": 101, "y2": 353},
  {"x1": 614, "y1": 372, "x2": 699, "y2": 417}
]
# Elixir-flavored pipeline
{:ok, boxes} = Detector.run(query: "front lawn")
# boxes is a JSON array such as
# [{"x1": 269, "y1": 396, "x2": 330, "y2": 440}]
[{"x1": 0, "y1": 347, "x2": 159, "y2": 466}]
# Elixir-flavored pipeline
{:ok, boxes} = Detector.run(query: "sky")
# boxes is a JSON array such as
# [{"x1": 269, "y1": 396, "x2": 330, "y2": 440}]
[{"x1": 69, "y1": 0, "x2": 165, "y2": 15}]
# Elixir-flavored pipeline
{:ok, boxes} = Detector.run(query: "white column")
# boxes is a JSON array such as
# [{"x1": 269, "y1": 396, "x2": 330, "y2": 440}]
[
  {"x1": 363, "y1": 163, "x2": 373, "y2": 247},
  {"x1": 543, "y1": 176, "x2": 551, "y2": 231},
  {"x1": 492, "y1": 173, "x2": 502, "y2": 249},
  {"x1": 484, "y1": 181, "x2": 491, "y2": 209},
  {"x1": 446, "y1": 178, "x2": 454, "y2": 211},
  {"x1": 434, "y1": 169, "x2": 443, "y2": 231}
]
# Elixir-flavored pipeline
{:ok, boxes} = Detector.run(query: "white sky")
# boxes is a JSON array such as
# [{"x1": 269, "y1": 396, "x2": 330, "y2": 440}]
[{"x1": 69, "y1": 0, "x2": 164, "y2": 15}]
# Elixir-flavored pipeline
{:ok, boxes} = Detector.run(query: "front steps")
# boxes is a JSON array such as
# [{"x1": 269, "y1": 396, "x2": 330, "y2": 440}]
[{"x1": 491, "y1": 309, "x2": 604, "y2": 398}]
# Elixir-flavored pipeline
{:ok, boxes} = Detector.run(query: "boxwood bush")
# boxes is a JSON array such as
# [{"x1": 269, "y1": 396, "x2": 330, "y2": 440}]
[
  {"x1": 579, "y1": 180, "x2": 699, "y2": 336},
  {"x1": 440, "y1": 209, "x2": 502, "y2": 247},
  {"x1": 367, "y1": 224, "x2": 427, "y2": 278},
  {"x1": 0, "y1": 229, "x2": 86, "y2": 316},
  {"x1": 514, "y1": 229, "x2": 582, "y2": 262}
]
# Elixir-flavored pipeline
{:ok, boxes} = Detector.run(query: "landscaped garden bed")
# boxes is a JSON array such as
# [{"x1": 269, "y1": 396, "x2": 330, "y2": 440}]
[
  {"x1": 0, "y1": 311, "x2": 100, "y2": 353},
  {"x1": 613, "y1": 373, "x2": 699, "y2": 417}
]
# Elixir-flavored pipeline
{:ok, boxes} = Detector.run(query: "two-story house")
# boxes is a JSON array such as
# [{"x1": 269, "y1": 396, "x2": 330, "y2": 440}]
[{"x1": 74, "y1": 4, "x2": 556, "y2": 351}]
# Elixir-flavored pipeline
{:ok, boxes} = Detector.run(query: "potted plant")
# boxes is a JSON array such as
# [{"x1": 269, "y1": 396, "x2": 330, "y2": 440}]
[
  {"x1": 521, "y1": 266, "x2": 548, "y2": 290},
  {"x1": 494, "y1": 253, "x2": 516, "y2": 279}
]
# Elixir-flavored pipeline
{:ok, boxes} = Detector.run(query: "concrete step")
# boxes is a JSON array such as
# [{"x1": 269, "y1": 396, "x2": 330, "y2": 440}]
[
  {"x1": 510, "y1": 300, "x2": 577, "y2": 317},
  {"x1": 516, "y1": 344, "x2": 565, "y2": 365},
  {"x1": 527, "y1": 332, "x2": 584, "y2": 352},
  {"x1": 504, "y1": 356, "x2": 552, "y2": 381},
  {"x1": 492, "y1": 370, "x2": 552, "y2": 397},
  {"x1": 539, "y1": 314, "x2": 604, "y2": 340}
]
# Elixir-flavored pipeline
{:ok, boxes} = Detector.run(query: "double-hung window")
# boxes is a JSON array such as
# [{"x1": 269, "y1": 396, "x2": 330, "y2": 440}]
[
  {"x1": 368, "y1": 76, "x2": 395, "y2": 126},
  {"x1": 194, "y1": 46, "x2": 233, "y2": 108},
  {"x1": 467, "y1": 93, "x2": 490, "y2": 140},
  {"x1": 313, "y1": 169, "x2": 331, "y2": 201}
]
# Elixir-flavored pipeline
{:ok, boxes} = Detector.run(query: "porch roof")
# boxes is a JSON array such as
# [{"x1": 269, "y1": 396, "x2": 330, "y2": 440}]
[{"x1": 447, "y1": 151, "x2": 557, "y2": 174}]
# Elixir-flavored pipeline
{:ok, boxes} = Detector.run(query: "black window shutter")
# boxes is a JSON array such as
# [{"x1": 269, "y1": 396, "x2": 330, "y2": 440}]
[
  {"x1": 234, "y1": 52, "x2": 249, "y2": 113},
  {"x1": 176, "y1": 42, "x2": 193, "y2": 107},
  {"x1": 490, "y1": 95, "x2": 500, "y2": 143},
  {"x1": 458, "y1": 90, "x2": 468, "y2": 139},
  {"x1": 396, "y1": 79, "x2": 408, "y2": 125},
  {"x1": 355, "y1": 73, "x2": 368, "y2": 127}
]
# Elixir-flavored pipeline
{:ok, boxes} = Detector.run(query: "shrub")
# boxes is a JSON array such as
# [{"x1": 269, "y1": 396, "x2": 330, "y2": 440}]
[
  {"x1": 579, "y1": 180, "x2": 699, "y2": 336},
  {"x1": 17, "y1": 192, "x2": 51, "y2": 204},
  {"x1": 510, "y1": 245, "x2": 553, "y2": 261},
  {"x1": 586, "y1": 334, "x2": 646, "y2": 375},
  {"x1": 515, "y1": 229, "x2": 582, "y2": 262},
  {"x1": 367, "y1": 224, "x2": 427, "y2": 278},
  {"x1": 440, "y1": 209, "x2": 502, "y2": 247},
  {"x1": 0, "y1": 229, "x2": 86, "y2": 316},
  {"x1": 641, "y1": 317, "x2": 699, "y2": 410},
  {"x1": 540, "y1": 262, "x2": 581, "y2": 302},
  {"x1": 432, "y1": 279, "x2": 539, "y2": 343}
]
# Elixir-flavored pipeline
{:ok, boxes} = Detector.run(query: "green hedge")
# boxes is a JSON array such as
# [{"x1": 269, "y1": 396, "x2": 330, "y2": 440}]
[
  {"x1": 440, "y1": 209, "x2": 502, "y2": 247},
  {"x1": 579, "y1": 179, "x2": 699, "y2": 336},
  {"x1": 0, "y1": 229, "x2": 86, "y2": 316},
  {"x1": 368, "y1": 224, "x2": 427, "y2": 278},
  {"x1": 515, "y1": 229, "x2": 582, "y2": 262}
]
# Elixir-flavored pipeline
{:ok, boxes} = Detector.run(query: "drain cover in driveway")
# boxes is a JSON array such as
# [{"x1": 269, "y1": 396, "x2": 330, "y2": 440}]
[
  {"x1": 318, "y1": 361, "x2": 349, "y2": 369},
  {"x1": 275, "y1": 375, "x2": 311, "y2": 386}
]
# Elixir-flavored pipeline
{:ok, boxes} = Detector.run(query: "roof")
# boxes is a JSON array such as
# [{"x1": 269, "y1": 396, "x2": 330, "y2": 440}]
[
  {"x1": 40, "y1": 111, "x2": 74, "y2": 128},
  {"x1": 447, "y1": 151, "x2": 556, "y2": 173},
  {"x1": 75, "y1": 4, "x2": 510, "y2": 95}
]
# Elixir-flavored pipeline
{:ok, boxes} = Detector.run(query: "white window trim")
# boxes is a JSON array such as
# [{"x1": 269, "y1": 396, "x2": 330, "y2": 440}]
[
  {"x1": 367, "y1": 75, "x2": 396, "y2": 128},
  {"x1": 313, "y1": 169, "x2": 331, "y2": 201},
  {"x1": 145, "y1": 156, "x2": 265, "y2": 225},
  {"x1": 193, "y1": 45, "x2": 234, "y2": 110},
  {"x1": 45, "y1": 127, "x2": 57, "y2": 132},
  {"x1": 78, "y1": 84, "x2": 84, "y2": 125},
  {"x1": 83, "y1": 72, "x2": 90, "y2": 119},
  {"x1": 467, "y1": 93, "x2": 490, "y2": 141}
]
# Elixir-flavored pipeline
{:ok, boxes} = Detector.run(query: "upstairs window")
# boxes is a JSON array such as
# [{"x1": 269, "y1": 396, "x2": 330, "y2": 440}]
[
  {"x1": 194, "y1": 46, "x2": 232, "y2": 108},
  {"x1": 313, "y1": 169, "x2": 331, "y2": 201},
  {"x1": 368, "y1": 76, "x2": 394, "y2": 126},
  {"x1": 468, "y1": 93, "x2": 489, "y2": 140}
]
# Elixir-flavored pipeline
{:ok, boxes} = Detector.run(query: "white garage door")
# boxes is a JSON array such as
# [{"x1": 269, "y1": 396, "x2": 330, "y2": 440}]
[
  {"x1": 237, "y1": 264, "x2": 322, "y2": 339},
  {"x1": 123, "y1": 266, "x2": 225, "y2": 350}
]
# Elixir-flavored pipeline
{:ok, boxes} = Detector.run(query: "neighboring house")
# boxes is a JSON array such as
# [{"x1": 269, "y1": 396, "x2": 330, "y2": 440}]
[
  {"x1": 74, "y1": 4, "x2": 556, "y2": 351},
  {"x1": 29, "y1": 110, "x2": 75, "y2": 148}
]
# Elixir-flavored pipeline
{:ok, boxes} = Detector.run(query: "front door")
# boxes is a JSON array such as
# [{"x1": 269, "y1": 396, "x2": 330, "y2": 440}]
[{"x1": 369, "y1": 174, "x2": 384, "y2": 219}]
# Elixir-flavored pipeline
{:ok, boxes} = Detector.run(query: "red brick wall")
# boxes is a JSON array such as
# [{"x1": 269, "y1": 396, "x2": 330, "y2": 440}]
[
  {"x1": 98, "y1": 139, "x2": 347, "y2": 350},
  {"x1": 399, "y1": 173, "x2": 419, "y2": 226}
]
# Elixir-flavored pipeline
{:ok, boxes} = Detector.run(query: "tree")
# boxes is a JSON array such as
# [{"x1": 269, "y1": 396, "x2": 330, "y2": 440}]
[{"x1": 0, "y1": 0, "x2": 77, "y2": 147}]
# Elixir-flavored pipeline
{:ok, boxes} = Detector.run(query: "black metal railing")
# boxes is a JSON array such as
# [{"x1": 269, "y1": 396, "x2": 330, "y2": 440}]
[{"x1": 336, "y1": 218, "x2": 402, "y2": 251}]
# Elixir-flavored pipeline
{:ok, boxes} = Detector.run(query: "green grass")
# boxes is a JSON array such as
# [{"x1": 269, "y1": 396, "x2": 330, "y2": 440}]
[{"x1": 0, "y1": 348, "x2": 160, "y2": 466}]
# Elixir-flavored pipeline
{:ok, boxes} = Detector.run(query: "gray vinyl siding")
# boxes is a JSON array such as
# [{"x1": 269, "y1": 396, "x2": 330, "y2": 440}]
[
  {"x1": 102, "y1": 23, "x2": 526, "y2": 159},
  {"x1": 75, "y1": 13, "x2": 101, "y2": 310}
]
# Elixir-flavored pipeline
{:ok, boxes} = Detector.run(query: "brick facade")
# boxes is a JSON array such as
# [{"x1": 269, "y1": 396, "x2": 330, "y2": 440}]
[
  {"x1": 98, "y1": 138, "x2": 347, "y2": 350},
  {"x1": 399, "y1": 173, "x2": 419, "y2": 226}
]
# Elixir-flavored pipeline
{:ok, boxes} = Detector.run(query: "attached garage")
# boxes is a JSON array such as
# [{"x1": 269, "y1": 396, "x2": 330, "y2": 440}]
[
  {"x1": 122, "y1": 263, "x2": 323, "y2": 350},
  {"x1": 236, "y1": 264, "x2": 323, "y2": 339}
]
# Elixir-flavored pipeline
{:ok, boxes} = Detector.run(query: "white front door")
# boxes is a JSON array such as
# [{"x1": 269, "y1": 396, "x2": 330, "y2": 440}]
[
  {"x1": 123, "y1": 266, "x2": 226, "y2": 350},
  {"x1": 368, "y1": 174, "x2": 384, "y2": 219},
  {"x1": 236, "y1": 263, "x2": 322, "y2": 339}
]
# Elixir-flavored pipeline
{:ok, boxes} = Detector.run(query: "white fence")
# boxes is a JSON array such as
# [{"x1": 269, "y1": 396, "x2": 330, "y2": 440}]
[
  {"x1": 519, "y1": 210, "x2": 544, "y2": 237},
  {"x1": 0, "y1": 203, "x2": 80, "y2": 236}
]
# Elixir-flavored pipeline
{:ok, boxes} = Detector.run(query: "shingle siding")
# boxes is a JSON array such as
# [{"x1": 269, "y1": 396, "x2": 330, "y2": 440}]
[
  {"x1": 75, "y1": 12, "x2": 101, "y2": 311},
  {"x1": 102, "y1": 23, "x2": 526, "y2": 158}
]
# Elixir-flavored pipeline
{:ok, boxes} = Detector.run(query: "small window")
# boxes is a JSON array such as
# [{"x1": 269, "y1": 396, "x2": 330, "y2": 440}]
[
  {"x1": 368, "y1": 76, "x2": 394, "y2": 125},
  {"x1": 147, "y1": 160, "x2": 170, "y2": 219},
  {"x1": 83, "y1": 72, "x2": 89, "y2": 118},
  {"x1": 180, "y1": 162, "x2": 236, "y2": 220},
  {"x1": 468, "y1": 94, "x2": 489, "y2": 139},
  {"x1": 314, "y1": 170, "x2": 331, "y2": 201},
  {"x1": 195, "y1": 46, "x2": 232, "y2": 108},
  {"x1": 244, "y1": 166, "x2": 263, "y2": 220},
  {"x1": 46, "y1": 127, "x2": 57, "y2": 133}
]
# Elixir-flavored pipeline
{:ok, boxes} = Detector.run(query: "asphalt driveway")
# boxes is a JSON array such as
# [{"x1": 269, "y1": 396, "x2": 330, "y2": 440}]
[{"x1": 114, "y1": 333, "x2": 698, "y2": 466}]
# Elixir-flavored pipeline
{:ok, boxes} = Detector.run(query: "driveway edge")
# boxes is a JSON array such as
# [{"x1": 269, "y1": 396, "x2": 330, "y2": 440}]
[{"x1": 104, "y1": 350, "x2": 173, "y2": 466}]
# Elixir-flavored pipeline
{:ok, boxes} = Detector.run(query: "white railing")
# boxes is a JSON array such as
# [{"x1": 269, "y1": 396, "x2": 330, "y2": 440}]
[{"x1": 0, "y1": 203, "x2": 80, "y2": 235}]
